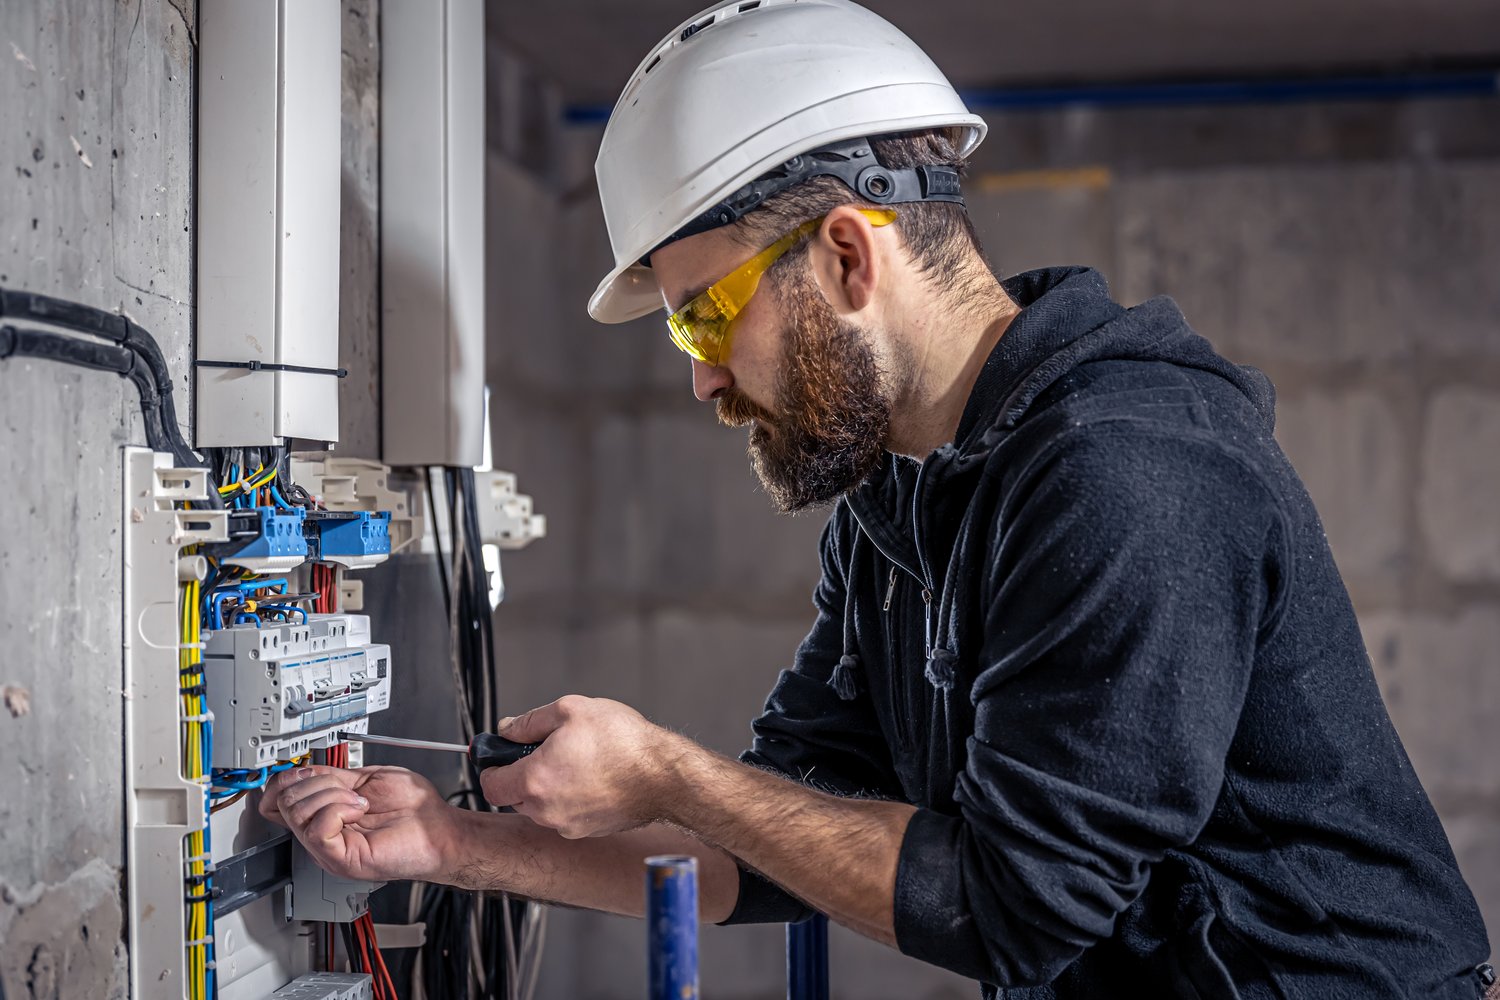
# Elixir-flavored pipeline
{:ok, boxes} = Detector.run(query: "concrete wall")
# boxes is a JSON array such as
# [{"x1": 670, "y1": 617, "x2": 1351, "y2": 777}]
[
  {"x1": 0, "y1": 3, "x2": 382, "y2": 996},
  {"x1": 0, "y1": 2, "x2": 193, "y2": 996},
  {"x1": 485, "y1": 97, "x2": 1500, "y2": 997}
]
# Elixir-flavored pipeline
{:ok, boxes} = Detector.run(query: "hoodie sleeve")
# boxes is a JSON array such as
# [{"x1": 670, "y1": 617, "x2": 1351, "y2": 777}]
[
  {"x1": 723, "y1": 506, "x2": 905, "y2": 925},
  {"x1": 893, "y1": 426, "x2": 1289, "y2": 985}
]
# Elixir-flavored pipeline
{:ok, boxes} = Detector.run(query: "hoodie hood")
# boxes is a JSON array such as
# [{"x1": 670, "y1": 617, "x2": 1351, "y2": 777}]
[
  {"x1": 953, "y1": 266, "x2": 1275, "y2": 460},
  {"x1": 842, "y1": 265, "x2": 1278, "y2": 650}
]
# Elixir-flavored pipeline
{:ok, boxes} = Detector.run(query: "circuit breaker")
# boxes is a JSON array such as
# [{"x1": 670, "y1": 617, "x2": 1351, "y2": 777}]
[
  {"x1": 203, "y1": 614, "x2": 392, "y2": 769},
  {"x1": 270, "y1": 973, "x2": 374, "y2": 1000}
]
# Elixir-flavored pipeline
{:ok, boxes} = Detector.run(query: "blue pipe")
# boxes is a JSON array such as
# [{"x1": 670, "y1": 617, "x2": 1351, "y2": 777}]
[
  {"x1": 787, "y1": 914, "x2": 829, "y2": 1000},
  {"x1": 959, "y1": 70, "x2": 1500, "y2": 111},
  {"x1": 563, "y1": 68, "x2": 1500, "y2": 124},
  {"x1": 646, "y1": 855, "x2": 699, "y2": 1000}
]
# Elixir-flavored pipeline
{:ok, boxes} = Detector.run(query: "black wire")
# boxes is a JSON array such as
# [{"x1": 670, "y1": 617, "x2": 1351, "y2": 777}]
[
  {"x1": 341, "y1": 922, "x2": 360, "y2": 974},
  {"x1": 427, "y1": 470, "x2": 450, "y2": 612},
  {"x1": 414, "y1": 467, "x2": 521, "y2": 1000}
]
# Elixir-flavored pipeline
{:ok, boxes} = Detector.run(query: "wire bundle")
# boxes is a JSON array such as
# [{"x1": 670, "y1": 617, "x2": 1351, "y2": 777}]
[
  {"x1": 325, "y1": 742, "x2": 400, "y2": 1000},
  {"x1": 180, "y1": 574, "x2": 216, "y2": 1000},
  {"x1": 204, "y1": 446, "x2": 315, "y2": 512},
  {"x1": 410, "y1": 468, "x2": 547, "y2": 1000},
  {"x1": 311, "y1": 562, "x2": 339, "y2": 614},
  {"x1": 0, "y1": 287, "x2": 210, "y2": 476},
  {"x1": 345, "y1": 913, "x2": 399, "y2": 999}
]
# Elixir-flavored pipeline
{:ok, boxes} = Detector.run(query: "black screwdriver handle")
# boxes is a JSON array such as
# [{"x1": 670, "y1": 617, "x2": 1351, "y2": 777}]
[{"x1": 468, "y1": 732, "x2": 541, "y2": 770}]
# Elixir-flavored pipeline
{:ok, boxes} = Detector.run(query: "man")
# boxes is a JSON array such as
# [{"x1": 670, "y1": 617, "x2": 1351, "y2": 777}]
[{"x1": 263, "y1": 1, "x2": 1495, "y2": 996}]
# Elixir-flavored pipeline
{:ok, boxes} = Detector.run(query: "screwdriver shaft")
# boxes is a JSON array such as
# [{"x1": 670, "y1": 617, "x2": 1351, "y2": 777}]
[{"x1": 336, "y1": 731, "x2": 469, "y2": 755}]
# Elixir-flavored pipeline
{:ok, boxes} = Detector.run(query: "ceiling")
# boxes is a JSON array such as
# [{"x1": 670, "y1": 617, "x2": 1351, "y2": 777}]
[{"x1": 489, "y1": 0, "x2": 1500, "y2": 107}]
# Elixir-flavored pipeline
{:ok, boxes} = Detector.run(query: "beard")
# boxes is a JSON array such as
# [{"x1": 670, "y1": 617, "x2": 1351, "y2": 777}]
[{"x1": 715, "y1": 257, "x2": 894, "y2": 514}]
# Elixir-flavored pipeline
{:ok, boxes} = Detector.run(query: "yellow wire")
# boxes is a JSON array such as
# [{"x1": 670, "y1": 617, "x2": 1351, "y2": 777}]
[
  {"x1": 216, "y1": 465, "x2": 276, "y2": 495},
  {"x1": 180, "y1": 577, "x2": 208, "y2": 1000}
]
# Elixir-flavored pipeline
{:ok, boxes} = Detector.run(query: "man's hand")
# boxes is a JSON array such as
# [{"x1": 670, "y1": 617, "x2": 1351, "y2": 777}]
[
  {"x1": 480, "y1": 695, "x2": 676, "y2": 839},
  {"x1": 260, "y1": 764, "x2": 461, "y2": 883}
]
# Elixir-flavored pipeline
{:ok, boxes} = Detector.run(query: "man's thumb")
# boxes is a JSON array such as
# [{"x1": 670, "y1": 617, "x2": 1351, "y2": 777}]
[{"x1": 496, "y1": 702, "x2": 563, "y2": 743}]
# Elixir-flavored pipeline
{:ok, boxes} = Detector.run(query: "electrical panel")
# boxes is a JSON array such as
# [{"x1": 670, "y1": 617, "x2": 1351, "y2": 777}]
[{"x1": 122, "y1": 450, "x2": 419, "y2": 1000}]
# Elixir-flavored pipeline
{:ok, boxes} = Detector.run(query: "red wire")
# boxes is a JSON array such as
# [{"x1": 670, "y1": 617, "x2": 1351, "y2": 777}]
[
  {"x1": 324, "y1": 708, "x2": 392, "y2": 996},
  {"x1": 357, "y1": 913, "x2": 397, "y2": 1000}
]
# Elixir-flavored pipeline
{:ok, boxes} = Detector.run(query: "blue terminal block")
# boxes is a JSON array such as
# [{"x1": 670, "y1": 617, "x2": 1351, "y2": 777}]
[
  {"x1": 218, "y1": 506, "x2": 309, "y2": 572},
  {"x1": 309, "y1": 510, "x2": 392, "y2": 568}
]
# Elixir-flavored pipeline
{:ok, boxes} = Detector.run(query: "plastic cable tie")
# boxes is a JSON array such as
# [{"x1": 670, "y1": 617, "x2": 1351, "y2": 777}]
[
  {"x1": 182, "y1": 713, "x2": 212, "y2": 723},
  {"x1": 185, "y1": 852, "x2": 212, "y2": 864},
  {"x1": 185, "y1": 935, "x2": 215, "y2": 948}
]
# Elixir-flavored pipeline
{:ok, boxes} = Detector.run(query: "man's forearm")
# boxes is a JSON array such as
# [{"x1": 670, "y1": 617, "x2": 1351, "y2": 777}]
[
  {"x1": 437, "y1": 810, "x2": 742, "y2": 922},
  {"x1": 657, "y1": 735, "x2": 915, "y2": 946}
]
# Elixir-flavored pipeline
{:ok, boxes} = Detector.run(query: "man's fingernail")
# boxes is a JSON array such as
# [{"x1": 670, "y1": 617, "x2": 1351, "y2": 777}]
[
  {"x1": 497, "y1": 717, "x2": 513, "y2": 731},
  {"x1": 356, "y1": 796, "x2": 369, "y2": 808}
]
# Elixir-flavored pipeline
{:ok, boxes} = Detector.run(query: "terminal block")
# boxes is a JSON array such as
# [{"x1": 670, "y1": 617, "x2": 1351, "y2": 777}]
[
  {"x1": 270, "y1": 972, "x2": 374, "y2": 999},
  {"x1": 306, "y1": 510, "x2": 392, "y2": 570},
  {"x1": 209, "y1": 506, "x2": 310, "y2": 573},
  {"x1": 203, "y1": 613, "x2": 392, "y2": 768}
]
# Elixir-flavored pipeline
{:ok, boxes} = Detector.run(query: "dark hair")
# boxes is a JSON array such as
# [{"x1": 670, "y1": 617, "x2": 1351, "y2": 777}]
[{"x1": 727, "y1": 128, "x2": 987, "y2": 290}]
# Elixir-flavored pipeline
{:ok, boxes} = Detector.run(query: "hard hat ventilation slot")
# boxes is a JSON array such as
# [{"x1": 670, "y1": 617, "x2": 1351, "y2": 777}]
[
  {"x1": 681, "y1": 16, "x2": 715, "y2": 42},
  {"x1": 738, "y1": 1, "x2": 762, "y2": 11}
]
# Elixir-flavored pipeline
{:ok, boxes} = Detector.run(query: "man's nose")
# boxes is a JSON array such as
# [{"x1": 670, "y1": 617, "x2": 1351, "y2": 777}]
[{"x1": 691, "y1": 358, "x2": 733, "y2": 402}]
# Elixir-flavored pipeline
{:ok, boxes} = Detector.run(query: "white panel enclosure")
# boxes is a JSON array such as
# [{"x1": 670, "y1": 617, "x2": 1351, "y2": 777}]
[
  {"x1": 380, "y1": 0, "x2": 486, "y2": 467},
  {"x1": 196, "y1": 0, "x2": 342, "y2": 447}
]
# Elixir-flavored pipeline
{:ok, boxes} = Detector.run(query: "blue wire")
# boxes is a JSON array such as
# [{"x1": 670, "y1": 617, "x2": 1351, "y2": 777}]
[
  {"x1": 259, "y1": 604, "x2": 307, "y2": 623},
  {"x1": 233, "y1": 578, "x2": 287, "y2": 592},
  {"x1": 202, "y1": 716, "x2": 216, "y2": 998},
  {"x1": 210, "y1": 592, "x2": 239, "y2": 630},
  {"x1": 233, "y1": 613, "x2": 261, "y2": 626},
  {"x1": 209, "y1": 758, "x2": 298, "y2": 795},
  {"x1": 269, "y1": 483, "x2": 296, "y2": 512}
]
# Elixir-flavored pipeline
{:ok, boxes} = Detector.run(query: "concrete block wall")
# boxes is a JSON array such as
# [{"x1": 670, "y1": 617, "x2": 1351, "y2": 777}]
[
  {"x1": 485, "y1": 98, "x2": 1500, "y2": 996},
  {"x1": 1100, "y1": 160, "x2": 1500, "y2": 936}
]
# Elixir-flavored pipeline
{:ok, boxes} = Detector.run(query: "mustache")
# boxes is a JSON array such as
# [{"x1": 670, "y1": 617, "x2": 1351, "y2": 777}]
[{"x1": 716, "y1": 387, "x2": 772, "y2": 428}]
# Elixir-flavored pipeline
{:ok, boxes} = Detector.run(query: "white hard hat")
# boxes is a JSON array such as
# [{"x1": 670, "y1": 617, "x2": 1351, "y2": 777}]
[{"x1": 588, "y1": 0, "x2": 986, "y2": 324}]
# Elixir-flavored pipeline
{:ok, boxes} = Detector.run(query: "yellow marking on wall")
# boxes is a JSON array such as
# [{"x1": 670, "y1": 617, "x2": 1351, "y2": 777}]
[{"x1": 973, "y1": 166, "x2": 1113, "y2": 194}]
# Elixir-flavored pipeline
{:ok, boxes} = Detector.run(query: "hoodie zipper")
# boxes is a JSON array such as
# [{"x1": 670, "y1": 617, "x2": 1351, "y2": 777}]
[
  {"x1": 848, "y1": 487, "x2": 937, "y2": 755},
  {"x1": 910, "y1": 460, "x2": 938, "y2": 656},
  {"x1": 882, "y1": 563, "x2": 915, "y2": 751}
]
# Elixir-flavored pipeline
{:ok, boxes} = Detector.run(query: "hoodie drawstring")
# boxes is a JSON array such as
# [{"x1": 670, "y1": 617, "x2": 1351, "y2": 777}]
[{"x1": 829, "y1": 531, "x2": 864, "y2": 701}]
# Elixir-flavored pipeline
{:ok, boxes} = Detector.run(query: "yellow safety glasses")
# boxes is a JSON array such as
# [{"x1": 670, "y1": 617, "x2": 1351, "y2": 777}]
[{"x1": 665, "y1": 208, "x2": 898, "y2": 366}]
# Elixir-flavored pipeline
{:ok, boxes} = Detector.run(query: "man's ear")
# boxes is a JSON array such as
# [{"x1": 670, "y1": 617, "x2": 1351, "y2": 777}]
[{"x1": 810, "y1": 204, "x2": 882, "y2": 316}]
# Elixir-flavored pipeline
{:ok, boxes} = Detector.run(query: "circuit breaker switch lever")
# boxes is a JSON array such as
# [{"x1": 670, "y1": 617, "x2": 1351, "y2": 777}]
[{"x1": 335, "y1": 731, "x2": 540, "y2": 769}]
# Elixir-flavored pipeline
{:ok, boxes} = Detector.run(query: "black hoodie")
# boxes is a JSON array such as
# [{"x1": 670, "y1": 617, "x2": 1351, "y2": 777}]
[{"x1": 723, "y1": 267, "x2": 1491, "y2": 998}]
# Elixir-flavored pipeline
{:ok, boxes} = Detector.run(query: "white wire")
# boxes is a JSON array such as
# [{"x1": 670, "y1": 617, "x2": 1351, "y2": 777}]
[
  {"x1": 517, "y1": 903, "x2": 548, "y2": 1000},
  {"x1": 500, "y1": 892, "x2": 519, "y2": 1000},
  {"x1": 407, "y1": 881, "x2": 427, "y2": 1000}
]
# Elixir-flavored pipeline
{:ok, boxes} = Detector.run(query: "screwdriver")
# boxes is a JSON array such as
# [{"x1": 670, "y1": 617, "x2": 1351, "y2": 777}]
[{"x1": 336, "y1": 731, "x2": 540, "y2": 769}]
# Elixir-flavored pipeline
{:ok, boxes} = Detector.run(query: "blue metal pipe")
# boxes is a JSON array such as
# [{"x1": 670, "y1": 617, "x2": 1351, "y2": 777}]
[
  {"x1": 786, "y1": 914, "x2": 829, "y2": 1000},
  {"x1": 562, "y1": 68, "x2": 1500, "y2": 125},
  {"x1": 646, "y1": 855, "x2": 699, "y2": 1000},
  {"x1": 958, "y1": 70, "x2": 1500, "y2": 111}
]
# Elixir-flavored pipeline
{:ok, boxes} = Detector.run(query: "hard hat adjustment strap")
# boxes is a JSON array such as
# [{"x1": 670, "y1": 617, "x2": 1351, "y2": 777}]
[{"x1": 642, "y1": 137, "x2": 964, "y2": 265}]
